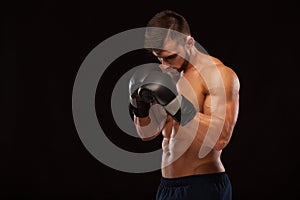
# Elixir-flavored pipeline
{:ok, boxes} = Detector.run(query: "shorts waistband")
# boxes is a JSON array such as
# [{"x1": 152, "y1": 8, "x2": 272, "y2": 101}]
[{"x1": 160, "y1": 172, "x2": 228, "y2": 187}]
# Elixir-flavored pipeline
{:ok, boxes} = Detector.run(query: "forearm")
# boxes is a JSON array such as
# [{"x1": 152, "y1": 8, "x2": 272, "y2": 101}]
[
  {"x1": 134, "y1": 116, "x2": 151, "y2": 126},
  {"x1": 175, "y1": 111, "x2": 228, "y2": 157},
  {"x1": 134, "y1": 105, "x2": 167, "y2": 140},
  {"x1": 198, "y1": 109, "x2": 237, "y2": 151},
  {"x1": 135, "y1": 117, "x2": 160, "y2": 141}
]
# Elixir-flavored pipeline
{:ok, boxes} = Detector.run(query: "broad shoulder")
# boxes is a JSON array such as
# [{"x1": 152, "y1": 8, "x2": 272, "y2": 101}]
[
  {"x1": 208, "y1": 55, "x2": 240, "y2": 90},
  {"x1": 219, "y1": 65, "x2": 239, "y2": 92},
  {"x1": 182, "y1": 54, "x2": 240, "y2": 93}
]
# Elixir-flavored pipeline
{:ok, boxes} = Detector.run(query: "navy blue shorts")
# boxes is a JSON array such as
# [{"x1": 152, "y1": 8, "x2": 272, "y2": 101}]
[{"x1": 156, "y1": 172, "x2": 232, "y2": 200}]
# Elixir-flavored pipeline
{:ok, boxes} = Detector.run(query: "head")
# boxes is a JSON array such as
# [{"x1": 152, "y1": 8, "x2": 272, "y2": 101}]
[{"x1": 144, "y1": 10, "x2": 195, "y2": 72}]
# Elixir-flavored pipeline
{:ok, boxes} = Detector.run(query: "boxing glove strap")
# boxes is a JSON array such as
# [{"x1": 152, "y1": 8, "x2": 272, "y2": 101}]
[{"x1": 164, "y1": 94, "x2": 182, "y2": 116}]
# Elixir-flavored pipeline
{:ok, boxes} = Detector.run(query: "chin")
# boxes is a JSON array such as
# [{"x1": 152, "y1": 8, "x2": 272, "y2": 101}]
[{"x1": 177, "y1": 68, "x2": 183, "y2": 72}]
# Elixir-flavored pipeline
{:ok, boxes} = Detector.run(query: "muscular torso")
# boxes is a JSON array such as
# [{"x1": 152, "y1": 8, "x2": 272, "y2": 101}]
[{"x1": 161, "y1": 57, "x2": 226, "y2": 178}]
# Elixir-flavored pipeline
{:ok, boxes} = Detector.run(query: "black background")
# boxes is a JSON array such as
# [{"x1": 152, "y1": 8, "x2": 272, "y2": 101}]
[{"x1": 2, "y1": 0, "x2": 299, "y2": 199}]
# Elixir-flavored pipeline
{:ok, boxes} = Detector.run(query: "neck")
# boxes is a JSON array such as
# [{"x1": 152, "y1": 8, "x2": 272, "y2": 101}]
[{"x1": 182, "y1": 48, "x2": 198, "y2": 73}]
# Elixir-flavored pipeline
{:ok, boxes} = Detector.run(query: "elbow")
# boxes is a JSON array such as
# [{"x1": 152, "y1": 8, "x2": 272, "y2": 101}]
[
  {"x1": 213, "y1": 130, "x2": 233, "y2": 151},
  {"x1": 213, "y1": 139, "x2": 228, "y2": 151},
  {"x1": 140, "y1": 132, "x2": 159, "y2": 141},
  {"x1": 213, "y1": 120, "x2": 235, "y2": 151},
  {"x1": 141, "y1": 136, "x2": 155, "y2": 141},
  {"x1": 137, "y1": 130, "x2": 160, "y2": 141}
]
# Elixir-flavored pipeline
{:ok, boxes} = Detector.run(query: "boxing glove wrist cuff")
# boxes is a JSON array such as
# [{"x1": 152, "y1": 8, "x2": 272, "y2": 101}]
[
  {"x1": 166, "y1": 95, "x2": 197, "y2": 126},
  {"x1": 134, "y1": 108, "x2": 149, "y2": 118},
  {"x1": 129, "y1": 103, "x2": 150, "y2": 119},
  {"x1": 164, "y1": 94, "x2": 182, "y2": 116}
]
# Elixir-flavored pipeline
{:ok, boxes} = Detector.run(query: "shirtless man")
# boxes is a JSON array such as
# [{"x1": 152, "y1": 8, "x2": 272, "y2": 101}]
[{"x1": 128, "y1": 10, "x2": 240, "y2": 200}]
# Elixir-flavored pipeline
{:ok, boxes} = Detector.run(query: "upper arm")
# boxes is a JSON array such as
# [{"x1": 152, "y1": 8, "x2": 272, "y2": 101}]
[
  {"x1": 225, "y1": 68, "x2": 240, "y2": 128},
  {"x1": 214, "y1": 67, "x2": 240, "y2": 150}
]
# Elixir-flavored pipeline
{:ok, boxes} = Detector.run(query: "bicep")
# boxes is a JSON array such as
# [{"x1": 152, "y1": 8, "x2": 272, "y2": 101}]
[
  {"x1": 215, "y1": 67, "x2": 240, "y2": 130},
  {"x1": 225, "y1": 72, "x2": 240, "y2": 128},
  {"x1": 216, "y1": 71, "x2": 240, "y2": 148},
  {"x1": 226, "y1": 88, "x2": 239, "y2": 127}
]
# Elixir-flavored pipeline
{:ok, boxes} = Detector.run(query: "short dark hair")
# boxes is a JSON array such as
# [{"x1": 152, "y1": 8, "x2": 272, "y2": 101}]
[{"x1": 144, "y1": 10, "x2": 191, "y2": 52}]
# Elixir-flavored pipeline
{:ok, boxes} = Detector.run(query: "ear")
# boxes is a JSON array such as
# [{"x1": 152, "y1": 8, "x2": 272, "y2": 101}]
[{"x1": 185, "y1": 36, "x2": 194, "y2": 50}]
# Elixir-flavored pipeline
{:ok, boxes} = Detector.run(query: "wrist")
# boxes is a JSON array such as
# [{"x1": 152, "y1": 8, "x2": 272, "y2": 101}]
[{"x1": 134, "y1": 100, "x2": 150, "y2": 118}]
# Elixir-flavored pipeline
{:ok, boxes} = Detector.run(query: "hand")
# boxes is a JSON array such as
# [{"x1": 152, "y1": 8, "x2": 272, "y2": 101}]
[{"x1": 138, "y1": 71, "x2": 196, "y2": 126}]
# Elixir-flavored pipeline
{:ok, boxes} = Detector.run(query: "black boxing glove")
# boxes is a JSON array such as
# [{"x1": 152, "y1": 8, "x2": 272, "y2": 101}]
[
  {"x1": 138, "y1": 71, "x2": 196, "y2": 126},
  {"x1": 128, "y1": 64, "x2": 162, "y2": 119},
  {"x1": 128, "y1": 95, "x2": 150, "y2": 119}
]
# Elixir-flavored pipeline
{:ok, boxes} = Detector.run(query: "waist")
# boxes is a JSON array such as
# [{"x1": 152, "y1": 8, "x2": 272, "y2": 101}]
[
  {"x1": 160, "y1": 172, "x2": 229, "y2": 187},
  {"x1": 162, "y1": 149, "x2": 225, "y2": 178}
]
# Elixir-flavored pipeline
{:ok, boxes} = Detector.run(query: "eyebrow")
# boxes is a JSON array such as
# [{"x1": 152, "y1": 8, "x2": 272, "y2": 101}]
[{"x1": 160, "y1": 53, "x2": 178, "y2": 60}]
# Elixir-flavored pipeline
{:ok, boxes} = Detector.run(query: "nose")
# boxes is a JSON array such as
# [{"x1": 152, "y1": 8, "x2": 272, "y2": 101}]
[{"x1": 160, "y1": 58, "x2": 170, "y2": 66}]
